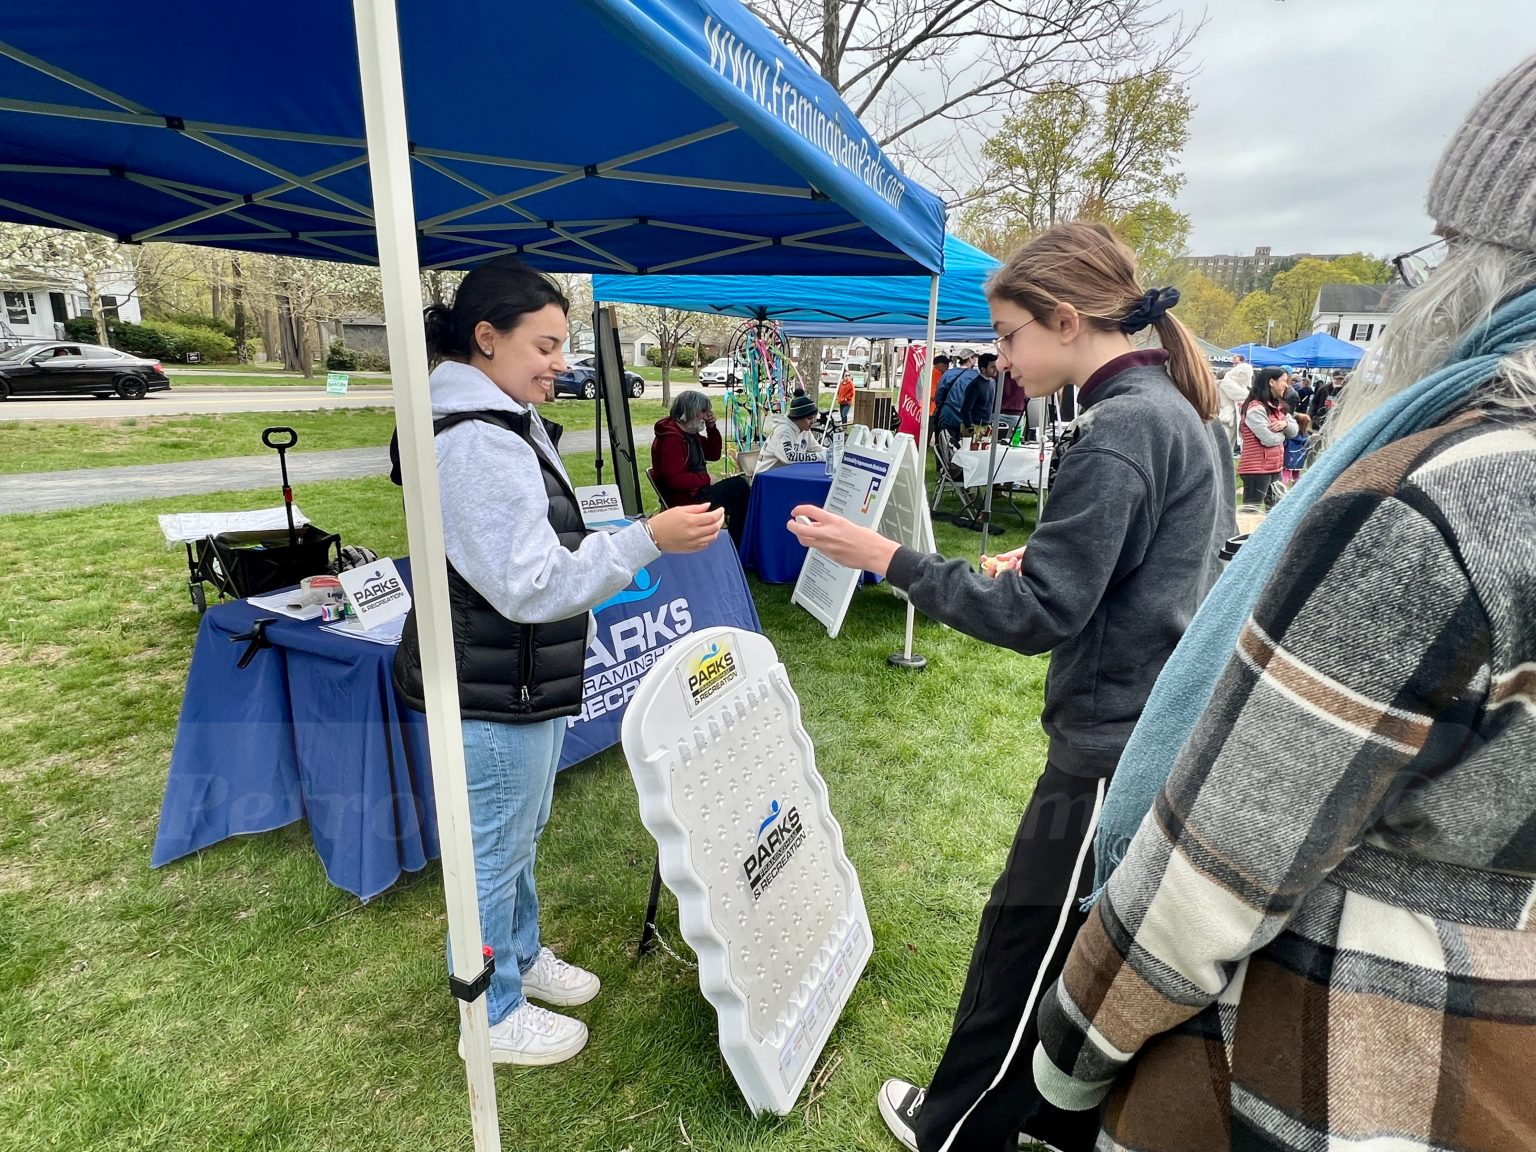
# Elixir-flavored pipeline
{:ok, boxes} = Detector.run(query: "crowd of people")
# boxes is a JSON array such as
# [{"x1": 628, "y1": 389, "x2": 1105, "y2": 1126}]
[{"x1": 390, "y1": 49, "x2": 1535, "y2": 1152}]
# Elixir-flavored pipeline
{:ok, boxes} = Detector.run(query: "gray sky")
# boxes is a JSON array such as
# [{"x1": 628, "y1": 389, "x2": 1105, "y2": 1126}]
[{"x1": 1169, "y1": 0, "x2": 1533, "y2": 258}]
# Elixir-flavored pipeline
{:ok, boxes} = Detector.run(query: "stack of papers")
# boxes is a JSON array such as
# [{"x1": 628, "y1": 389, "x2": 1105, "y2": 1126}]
[
  {"x1": 246, "y1": 590, "x2": 325, "y2": 621},
  {"x1": 320, "y1": 617, "x2": 407, "y2": 646}
]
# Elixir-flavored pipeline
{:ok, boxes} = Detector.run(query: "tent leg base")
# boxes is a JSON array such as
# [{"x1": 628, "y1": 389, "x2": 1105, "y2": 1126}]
[
  {"x1": 887, "y1": 651, "x2": 927, "y2": 670},
  {"x1": 953, "y1": 516, "x2": 1003, "y2": 535}
]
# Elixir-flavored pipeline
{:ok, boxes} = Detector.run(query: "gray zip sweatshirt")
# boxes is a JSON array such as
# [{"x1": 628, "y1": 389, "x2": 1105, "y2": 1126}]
[
  {"x1": 887, "y1": 359, "x2": 1236, "y2": 774},
  {"x1": 430, "y1": 360, "x2": 658, "y2": 624}
]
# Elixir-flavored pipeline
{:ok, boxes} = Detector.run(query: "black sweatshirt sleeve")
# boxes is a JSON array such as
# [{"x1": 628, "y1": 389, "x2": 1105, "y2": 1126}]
[{"x1": 887, "y1": 444, "x2": 1153, "y2": 656}]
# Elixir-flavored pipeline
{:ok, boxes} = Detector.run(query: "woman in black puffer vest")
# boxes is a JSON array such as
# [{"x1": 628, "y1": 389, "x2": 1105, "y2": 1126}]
[{"x1": 393, "y1": 256, "x2": 721, "y2": 1067}]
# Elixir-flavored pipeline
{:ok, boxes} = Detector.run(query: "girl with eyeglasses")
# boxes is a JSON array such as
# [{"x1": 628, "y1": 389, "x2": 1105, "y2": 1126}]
[{"x1": 790, "y1": 220, "x2": 1236, "y2": 1152}]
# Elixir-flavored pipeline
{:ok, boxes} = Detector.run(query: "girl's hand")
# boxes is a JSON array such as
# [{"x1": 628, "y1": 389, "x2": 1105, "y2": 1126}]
[
  {"x1": 786, "y1": 505, "x2": 899, "y2": 575},
  {"x1": 980, "y1": 550, "x2": 1024, "y2": 578}
]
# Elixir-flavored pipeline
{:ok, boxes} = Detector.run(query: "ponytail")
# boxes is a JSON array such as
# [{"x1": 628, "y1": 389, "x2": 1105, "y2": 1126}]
[
  {"x1": 987, "y1": 221, "x2": 1218, "y2": 422},
  {"x1": 1152, "y1": 313, "x2": 1218, "y2": 420}
]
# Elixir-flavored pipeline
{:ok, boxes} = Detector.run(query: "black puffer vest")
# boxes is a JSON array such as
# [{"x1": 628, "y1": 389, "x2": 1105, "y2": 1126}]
[{"x1": 393, "y1": 409, "x2": 590, "y2": 723}]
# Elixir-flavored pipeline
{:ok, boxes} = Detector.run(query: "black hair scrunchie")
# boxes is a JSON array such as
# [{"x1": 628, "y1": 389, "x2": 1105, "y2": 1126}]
[{"x1": 1119, "y1": 286, "x2": 1180, "y2": 333}]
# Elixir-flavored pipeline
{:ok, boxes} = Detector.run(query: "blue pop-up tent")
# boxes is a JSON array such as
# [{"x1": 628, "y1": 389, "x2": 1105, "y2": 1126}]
[
  {"x1": 0, "y1": 2, "x2": 944, "y2": 274},
  {"x1": 0, "y1": 2, "x2": 948, "y2": 1140},
  {"x1": 594, "y1": 234, "x2": 1000, "y2": 340},
  {"x1": 1271, "y1": 331, "x2": 1367, "y2": 369},
  {"x1": 1228, "y1": 342, "x2": 1289, "y2": 367}
]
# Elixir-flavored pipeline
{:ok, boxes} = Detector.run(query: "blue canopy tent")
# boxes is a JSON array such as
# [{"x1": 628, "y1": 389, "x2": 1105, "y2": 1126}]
[
  {"x1": 595, "y1": 234, "x2": 997, "y2": 661},
  {"x1": 0, "y1": 2, "x2": 946, "y2": 1140},
  {"x1": 593, "y1": 233, "x2": 1000, "y2": 339},
  {"x1": 0, "y1": 4, "x2": 943, "y2": 272},
  {"x1": 1271, "y1": 331, "x2": 1367, "y2": 369},
  {"x1": 1228, "y1": 342, "x2": 1289, "y2": 367}
]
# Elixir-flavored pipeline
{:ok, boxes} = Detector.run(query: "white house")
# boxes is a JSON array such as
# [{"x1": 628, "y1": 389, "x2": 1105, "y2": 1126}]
[
  {"x1": 0, "y1": 266, "x2": 140, "y2": 344},
  {"x1": 1312, "y1": 283, "x2": 1407, "y2": 352}
]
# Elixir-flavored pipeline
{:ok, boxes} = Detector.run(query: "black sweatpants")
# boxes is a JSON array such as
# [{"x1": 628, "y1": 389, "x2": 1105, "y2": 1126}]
[
  {"x1": 697, "y1": 475, "x2": 751, "y2": 548},
  {"x1": 913, "y1": 757, "x2": 1111, "y2": 1152}
]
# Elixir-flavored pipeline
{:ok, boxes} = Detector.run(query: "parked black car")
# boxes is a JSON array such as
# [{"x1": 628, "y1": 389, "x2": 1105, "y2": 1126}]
[
  {"x1": 0, "y1": 341, "x2": 172, "y2": 400},
  {"x1": 553, "y1": 354, "x2": 645, "y2": 400}
]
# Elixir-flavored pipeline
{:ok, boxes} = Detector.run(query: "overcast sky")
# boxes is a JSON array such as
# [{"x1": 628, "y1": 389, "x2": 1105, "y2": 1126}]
[{"x1": 1167, "y1": 0, "x2": 1532, "y2": 258}]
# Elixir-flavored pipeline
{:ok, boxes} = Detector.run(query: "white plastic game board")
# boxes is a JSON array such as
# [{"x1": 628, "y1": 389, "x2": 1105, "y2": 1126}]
[{"x1": 621, "y1": 627, "x2": 872, "y2": 1115}]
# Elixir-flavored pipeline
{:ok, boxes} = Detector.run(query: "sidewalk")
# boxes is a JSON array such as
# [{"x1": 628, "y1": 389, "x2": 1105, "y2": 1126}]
[{"x1": 2, "y1": 429, "x2": 618, "y2": 514}]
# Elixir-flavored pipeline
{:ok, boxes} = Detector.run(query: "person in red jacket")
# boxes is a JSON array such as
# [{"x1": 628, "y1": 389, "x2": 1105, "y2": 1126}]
[
  {"x1": 650, "y1": 390, "x2": 750, "y2": 545},
  {"x1": 1237, "y1": 367, "x2": 1298, "y2": 507}
]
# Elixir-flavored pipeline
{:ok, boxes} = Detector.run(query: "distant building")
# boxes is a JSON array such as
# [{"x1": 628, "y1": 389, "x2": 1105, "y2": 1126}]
[
  {"x1": 324, "y1": 314, "x2": 389, "y2": 354},
  {"x1": 1179, "y1": 245, "x2": 1346, "y2": 298},
  {"x1": 0, "y1": 266, "x2": 140, "y2": 345},
  {"x1": 1311, "y1": 283, "x2": 1407, "y2": 351}
]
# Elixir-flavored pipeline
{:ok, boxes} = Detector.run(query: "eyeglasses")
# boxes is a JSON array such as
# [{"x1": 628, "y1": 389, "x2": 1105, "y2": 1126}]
[
  {"x1": 1392, "y1": 238, "x2": 1448, "y2": 288},
  {"x1": 996, "y1": 317, "x2": 1036, "y2": 351}
]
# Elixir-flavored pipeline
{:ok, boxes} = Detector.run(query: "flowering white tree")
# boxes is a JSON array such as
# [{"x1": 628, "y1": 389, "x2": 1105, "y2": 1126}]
[{"x1": 0, "y1": 223, "x2": 132, "y2": 344}]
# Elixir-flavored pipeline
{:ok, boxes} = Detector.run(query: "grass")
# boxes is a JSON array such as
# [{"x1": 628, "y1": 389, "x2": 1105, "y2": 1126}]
[
  {"x1": 165, "y1": 373, "x2": 392, "y2": 389},
  {"x1": 0, "y1": 449, "x2": 1046, "y2": 1151},
  {"x1": 0, "y1": 401, "x2": 675, "y2": 475}
]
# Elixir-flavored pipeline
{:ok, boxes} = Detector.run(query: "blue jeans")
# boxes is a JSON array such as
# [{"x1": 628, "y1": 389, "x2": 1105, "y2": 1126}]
[{"x1": 451, "y1": 716, "x2": 566, "y2": 1025}]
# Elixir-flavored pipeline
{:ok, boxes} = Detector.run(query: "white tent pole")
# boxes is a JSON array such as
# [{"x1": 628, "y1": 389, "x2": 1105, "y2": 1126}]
[
  {"x1": 890, "y1": 273, "x2": 939, "y2": 670},
  {"x1": 352, "y1": 3, "x2": 500, "y2": 1150}
]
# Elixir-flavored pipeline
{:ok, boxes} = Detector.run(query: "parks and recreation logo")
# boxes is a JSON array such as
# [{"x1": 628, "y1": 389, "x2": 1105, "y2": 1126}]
[
  {"x1": 742, "y1": 799, "x2": 806, "y2": 900},
  {"x1": 576, "y1": 567, "x2": 693, "y2": 724},
  {"x1": 682, "y1": 638, "x2": 739, "y2": 710},
  {"x1": 355, "y1": 568, "x2": 405, "y2": 611}
]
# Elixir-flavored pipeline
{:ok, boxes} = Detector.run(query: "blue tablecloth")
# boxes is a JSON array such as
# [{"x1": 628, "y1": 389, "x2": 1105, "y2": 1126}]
[
  {"x1": 154, "y1": 535, "x2": 759, "y2": 900},
  {"x1": 740, "y1": 462, "x2": 834, "y2": 583}
]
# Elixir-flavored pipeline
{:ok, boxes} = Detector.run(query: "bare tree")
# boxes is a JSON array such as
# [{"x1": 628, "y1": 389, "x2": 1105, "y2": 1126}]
[
  {"x1": 622, "y1": 305, "x2": 699, "y2": 408},
  {"x1": 746, "y1": 0, "x2": 1196, "y2": 197}
]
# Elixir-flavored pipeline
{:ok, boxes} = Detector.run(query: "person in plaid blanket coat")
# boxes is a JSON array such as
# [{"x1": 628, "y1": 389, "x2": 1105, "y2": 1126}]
[{"x1": 1033, "y1": 54, "x2": 1536, "y2": 1151}]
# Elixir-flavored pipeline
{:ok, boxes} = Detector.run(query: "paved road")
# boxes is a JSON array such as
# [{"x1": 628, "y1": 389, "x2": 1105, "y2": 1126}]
[
  {"x1": 0, "y1": 428, "x2": 650, "y2": 514},
  {"x1": 0, "y1": 384, "x2": 724, "y2": 421},
  {"x1": 0, "y1": 387, "x2": 397, "y2": 421}
]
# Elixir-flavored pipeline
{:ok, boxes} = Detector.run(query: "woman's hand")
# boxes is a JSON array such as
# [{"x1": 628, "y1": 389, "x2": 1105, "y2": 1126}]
[
  {"x1": 786, "y1": 505, "x2": 900, "y2": 575},
  {"x1": 1268, "y1": 416, "x2": 1288, "y2": 432},
  {"x1": 647, "y1": 504, "x2": 724, "y2": 553}
]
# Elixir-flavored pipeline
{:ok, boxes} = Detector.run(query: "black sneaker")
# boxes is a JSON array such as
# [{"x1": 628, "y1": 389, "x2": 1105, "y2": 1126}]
[{"x1": 877, "y1": 1078, "x2": 925, "y2": 1151}]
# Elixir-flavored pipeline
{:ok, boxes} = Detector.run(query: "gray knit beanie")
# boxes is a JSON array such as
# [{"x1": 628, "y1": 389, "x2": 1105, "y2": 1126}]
[{"x1": 1427, "y1": 53, "x2": 1536, "y2": 252}]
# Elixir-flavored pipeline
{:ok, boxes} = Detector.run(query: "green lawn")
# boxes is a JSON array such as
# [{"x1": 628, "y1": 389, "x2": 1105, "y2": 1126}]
[
  {"x1": 0, "y1": 401, "x2": 675, "y2": 475},
  {"x1": 165, "y1": 372, "x2": 392, "y2": 389},
  {"x1": 0, "y1": 452, "x2": 1047, "y2": 1152}
]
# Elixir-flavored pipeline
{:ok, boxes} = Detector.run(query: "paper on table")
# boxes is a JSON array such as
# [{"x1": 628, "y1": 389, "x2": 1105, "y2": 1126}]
[
  {"x1": 320, "y1": 617, "x2": 406, "y2": 646},
  {"x1": 246, "y1": 590, "x2": 325, "y2": 621}
]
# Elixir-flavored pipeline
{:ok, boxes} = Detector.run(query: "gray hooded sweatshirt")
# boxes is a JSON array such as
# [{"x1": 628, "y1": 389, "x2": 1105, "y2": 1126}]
[{"x1": 429, "y1": 360, "x2": 658, "y2": 625}]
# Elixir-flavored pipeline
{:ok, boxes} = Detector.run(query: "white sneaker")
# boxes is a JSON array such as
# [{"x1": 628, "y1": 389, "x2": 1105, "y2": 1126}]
[
  {"x1": 459, "y1": 1001, "x2": 588, "y2": 1066},
  {"x1": 877, "y1": 1078, "x2": 924, "y2": 1151},
  {"x1": 521, "y1": 946, "x2": 601, "y2": 1007}
]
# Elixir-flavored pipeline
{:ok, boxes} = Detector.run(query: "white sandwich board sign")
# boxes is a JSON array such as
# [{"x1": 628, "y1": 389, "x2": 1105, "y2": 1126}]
[{"x1": 791, "y1": 426, "x2": 934, "y2": 637}]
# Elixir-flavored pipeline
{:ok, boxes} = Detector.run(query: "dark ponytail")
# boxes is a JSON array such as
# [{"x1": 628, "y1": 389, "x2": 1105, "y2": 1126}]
[{"x1": 423, "y1": 255, "x2": 569, "y2": 364}]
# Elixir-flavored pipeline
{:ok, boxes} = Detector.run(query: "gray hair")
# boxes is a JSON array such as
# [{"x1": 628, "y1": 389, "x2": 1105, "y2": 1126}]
[
  {"x1": 670, "y1": 390, "x2": 712, "y2": 423},
  {"x1": 1324, "y1": 239, "x2": 1536, "y2": 447}
]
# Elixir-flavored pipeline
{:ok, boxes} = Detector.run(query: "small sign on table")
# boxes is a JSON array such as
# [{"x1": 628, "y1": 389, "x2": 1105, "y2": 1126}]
[{"x1": 338, "y1": 558, "x2": 412, "y2": 632}]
